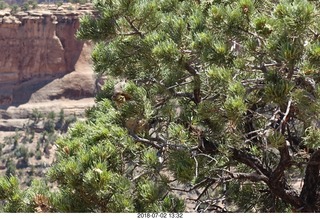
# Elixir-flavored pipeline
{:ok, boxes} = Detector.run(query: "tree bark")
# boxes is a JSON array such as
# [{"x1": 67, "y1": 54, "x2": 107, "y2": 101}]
[
  {"x1": 184, "y1": 63, "x2": 201, "y2": 104},
  {"x1": 300, "y1": 149, "x2": 320, "y2": 212},
  {"x1": 232, "y1": 147, "x2": 304, "y2": 211}
]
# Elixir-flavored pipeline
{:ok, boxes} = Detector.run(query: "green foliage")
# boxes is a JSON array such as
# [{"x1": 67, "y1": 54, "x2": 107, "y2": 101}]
[
  {"x1": 168, "y1": 150, "x2": 194, "y2": 183},
  {"x1": 226, "y1": 181, "x2": 261, "y2": 212},
  {"x1": 29, "y1": 0, "x2": 37, "y2": 9},
  {"x1": 162, "y1": 194, "x2": 185, "y2": 212},
  {"x1": 55, "y1": 0, "x2": 63, "y2": 7},
  {"x1": 141, "y1": 148, "x2": 159, "y2": 169},
  {"x1": 14, "y1": 146, "x2": 29, "y2": 159},
  {"x1": 35, "y1": 150, "x2": 41, "y2": 160},
  {"x1": 0, "y1": 177, "x2": 54, "y2": 212},
  {"x1": 0, "y1": 0, "x2": 8, "y2": 10},
  {"x1": 70, "y1": 0, "x2": 87, "y2": 4},
  {"x1": 21, "y1": 2, "x2": 29, "y2": 11},
  {"x1": 5, "y1": 159, "x2": 16, "y2": 177},
  {"x1": 267, "y1": 131, "x2": 286, "y2": 148},
  {"x1": 0, "y1": 143, "x2": 3, "y2": 157},
  {"x1": 0, "y1": 176, "x2": 24, "y2": 212},
  {"x1": 38, "y1": 99, "x2": 184, "y2": 212},
  {"x1": 303, "y1": 126, "x2": 320, "y2": 150},
  {"x1": 55, "y1": 109, "x2": 65, "y2": 130},
  {"x1": 30, "y1": 109, "x2": 43, "y2": 124},
  {"x1": 10, "y1": 4, "x2": 19, "y2": 14},
  {"x1": 3, "y1": 0, "x2": 320, "y2": 213}
]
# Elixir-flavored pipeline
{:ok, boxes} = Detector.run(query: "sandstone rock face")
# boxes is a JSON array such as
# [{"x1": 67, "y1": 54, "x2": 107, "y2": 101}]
[
  {"x1": 0, "y1": 10, "x2": 83, "y2": 83},
  {"x1": 0, "y1": 5, "x2": 95, "y2": 107}
]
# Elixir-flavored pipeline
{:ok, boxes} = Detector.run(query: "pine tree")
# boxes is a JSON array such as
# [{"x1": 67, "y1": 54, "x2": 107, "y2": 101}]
[{"x1": 2, "y1": 0, "x2": 320, "y2": 212}]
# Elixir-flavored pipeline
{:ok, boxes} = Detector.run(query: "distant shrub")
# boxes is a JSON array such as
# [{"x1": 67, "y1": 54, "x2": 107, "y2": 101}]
[
  {"x1": 47, "y1": 111, "x2": 56, "y2": 121},
  {"x1": 66, "y1": 6, "x2": 74, "y2": 11},
  {"x1": 26, "y1": 176, "x2": 33, "y2": 187},
  {"x1": 28, "y1": 165, "x2": 35, "y2": 176},
  {"x1": 14, "y1": 146, "x2": 29, "y2": 159},
  {"x1": 59, "y1": 113, "x2": 78, "y2": 132},
  {"x1": 55, "y1": 109, "x2": 65, "y2": 130},
  {"x1": 3, "y1": 136, "x2": 13, "y2": 146},
  {"x1": 30, "y1": 109, "x2": 43, "y2": 124},
  {"x1": 28, "y1": 130, "x2": 35, "y2": 143},
  {"x1": 16, "y1": 158, "x2": 29, "y2": 169},
  {"x1": 0, "y1": 0, "x2": 8, "y2": 10},
  {"x1": 5, "y1": 159, "x2": 16, "y2": 177},
  {"x1": 10, "y1": 4, "x2": 19, "y2": 14},
  {"x1": 28, "y1": 0, "x2": 37, "y2": 9},
  {"x1": 21, "y1": 2, "x2": 29, "y2": 11},
  {"x1": 56, "y1": 0, "x2": 63, "y2": 7},
  {"x1": 72, "y1": 0, "x2": 87, "y2": 4},
  {"x1": 44, "y1": 120, "x2": 55, "y2": 133},
  {"x1": 28, "y1": 151, "x2": 34, "y2": 158},
  {"x1": 36, "y1": 141, "x2": 40, "y2": 151},
  {"x1": 13, "y1": 131, "x2": 20, "y2": 150},
  {"x1": 65, "y1": 114, "x2": 77, "y2": 125},
  {"x1": 0, "y1": 143, "x2": 3, "y2": 157},
  {"x1": 44, "y1": 111, "x2": 56, "y2": 133},
  {"x1": 35, "y1": 150, "x2": 41, "y2": 160}
]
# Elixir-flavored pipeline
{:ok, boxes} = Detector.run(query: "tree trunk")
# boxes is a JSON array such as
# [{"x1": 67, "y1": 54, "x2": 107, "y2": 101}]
[{"x1": 300, "y1": 149, "x2": 320, "y2": 212}]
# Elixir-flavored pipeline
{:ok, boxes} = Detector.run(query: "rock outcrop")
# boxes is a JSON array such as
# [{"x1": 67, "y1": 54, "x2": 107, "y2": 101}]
[{"x1": 0, "y1": 4, "x2": 95, "y2": 106}]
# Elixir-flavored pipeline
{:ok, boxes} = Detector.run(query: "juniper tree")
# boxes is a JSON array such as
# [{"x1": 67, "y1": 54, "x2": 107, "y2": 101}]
[{"x1": 2, "y1": 0, "x2": 320, "y2": 213}]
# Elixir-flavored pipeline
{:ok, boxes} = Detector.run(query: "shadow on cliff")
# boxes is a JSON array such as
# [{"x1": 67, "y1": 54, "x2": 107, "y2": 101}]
[
  {"x1": 0, "y1": 40, "x2": 96, "y2": 112},
  {"x1": 0, "y1": 72, "x2": 96, "y2": 112},
  {"x1": 0, "y1": 69, "x2": 96, "y2": 114}
]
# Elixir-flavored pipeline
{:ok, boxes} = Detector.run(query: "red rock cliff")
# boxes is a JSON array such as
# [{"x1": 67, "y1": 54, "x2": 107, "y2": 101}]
[
  {"x1": 0, "y1": 6, "x2": 94, "y2": 106},
  {"x1": 0, "y1": 10, "x2": 85, "y2": 83}
]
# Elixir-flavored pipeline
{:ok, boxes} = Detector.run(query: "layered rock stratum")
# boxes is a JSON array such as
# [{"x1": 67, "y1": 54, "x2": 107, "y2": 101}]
[
  {"x1": 0, "y1": 4, "x2": 98, "y2": 136},
  {"x1": 0, "y1": 4, "x2": 96, "y2": 124}
]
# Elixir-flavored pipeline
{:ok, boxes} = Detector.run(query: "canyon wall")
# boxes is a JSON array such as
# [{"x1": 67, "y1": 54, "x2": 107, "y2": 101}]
[{"x1": 0, "y1": 5, "x2": 94, "y2": 106}]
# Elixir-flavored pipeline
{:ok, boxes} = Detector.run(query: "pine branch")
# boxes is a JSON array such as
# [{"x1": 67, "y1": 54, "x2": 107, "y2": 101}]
[
  {"x1": 239, "y1": 27, "x2": 266, "y2": 45},
  {"x1": 166, "y1": 80, "x2": 193, "y2": 90},
  {"x1": 231, "y1": 148, "x2": 271, "y2": 177},
  {"x1": 124, "y1": 16, "x2": 145, "y2": 38},
  {"x1": 131, "y1": 134, "x2": 162, "y2": 149},
  {"x1": 195, "y1": 199, "x2": 227, "y2": 213},
  {"x1": 173, "y1": 92, "x2": 194, "y2": 99},
  {"x1": 233, "y1": 145, "x2": 303, "y2": 210},
  {"x1": 267, "y1": 141, "x2": 301, "y2": 210},
  {"x1": 169, "y1": 177, "x2": 215, "y2": 193},
  {"x1": 223, "y1": 170, "x2": 269, "y2": 183},
  {"x1": 118, "y1": 31, "x2": 145, "y2": 37},
  {"x1": 184, "y1": 63, "x2": 201, "y2": 104},
  {"x1": 196, "y1": 179, "x2": 219, "y2": 201},
  {"x1": 279, "y1": 97, "x2": 292, "y2": 134}
]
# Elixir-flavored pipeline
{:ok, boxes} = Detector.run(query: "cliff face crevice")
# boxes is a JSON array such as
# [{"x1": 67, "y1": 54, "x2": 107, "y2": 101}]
[{"x1": 0, "y1": 6, "x2": 94, "y2": 107}]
